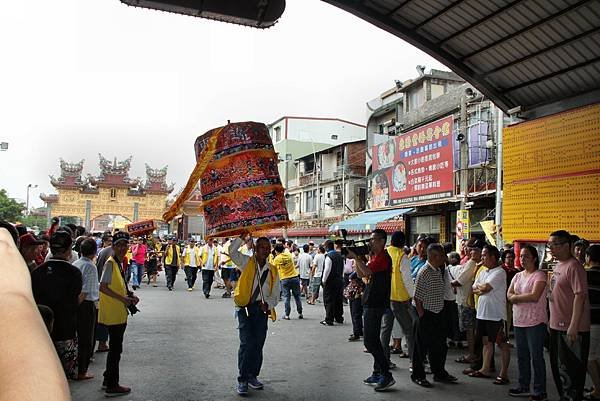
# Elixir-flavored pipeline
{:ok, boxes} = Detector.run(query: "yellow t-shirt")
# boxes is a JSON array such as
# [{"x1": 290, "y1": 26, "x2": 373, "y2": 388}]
[{"x1": 274, "y1": 252, "x2": 298, "y2": 280}]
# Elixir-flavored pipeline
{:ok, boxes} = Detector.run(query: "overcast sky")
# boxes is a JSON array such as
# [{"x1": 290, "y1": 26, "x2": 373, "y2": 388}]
[{"x1": 0, "y1": 0, "x2": 447, "y2": 208}]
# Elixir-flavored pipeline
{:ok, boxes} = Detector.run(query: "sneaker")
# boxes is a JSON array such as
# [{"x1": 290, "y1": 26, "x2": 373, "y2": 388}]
[
  {"x1": 298, "y1": 314, "x2": 303, "y2": 319},
  {"x1": 348, "y1": 334, "x2": 361, "y2": 342},
  {"x1": 374, "y1": 374, "x2": 395, "y2": 392},
  {"x1": 363, "y1": 374, "x2": 381, "y2": 385},
  {"x1": 388, "y1": 361, "x2": 397, "y2": 370},
  {"x1": 248, "y1": 377, "x2": 264, "y2": 390},
  {"x1": 105, "y1": 385, "x2": 131, "y2": 397},
  {"x1": 283, "y1": 315, "x2": 290, "y2": 320},
  {"x1": 167, "y1": 286, "x2": 173, "y2": 291},
  {"x1": 529, "y1": 394, "x2": 547, "y2": 401},
  {"x1": 509, "y1": 388, "x2": 530, "y2": 397},
  {"x1": 236, "y1": 382, "x2": 248, "y2": 396},
  {"x1": 222, "y1": 292, "x2": 231, "y2": 298},
  {"x1": 204, "y1": 293, "x2": 210, "y2": 299},
  {"x1": 187, "y1": 288, "x2": 193, "y2": 292}
]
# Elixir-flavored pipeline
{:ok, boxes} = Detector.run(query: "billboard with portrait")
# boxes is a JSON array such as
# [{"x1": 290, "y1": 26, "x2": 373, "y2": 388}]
[{"x1": 371, "y1": 115, "x2": 455, "y2": 207}]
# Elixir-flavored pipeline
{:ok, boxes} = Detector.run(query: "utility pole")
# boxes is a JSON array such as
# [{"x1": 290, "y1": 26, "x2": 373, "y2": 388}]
[
  {"x1": 26, "y1": 184, "x2": 38, "y2": 216},
  {"x1": 495, "y1": 107, "x2": 504, "y2": 248},
  {"x1": 459, "y1": 94, "x2": 469, "y2": 210},
  {"x1": 283, "y1": 153, "x2": 292, "y2": 239}
]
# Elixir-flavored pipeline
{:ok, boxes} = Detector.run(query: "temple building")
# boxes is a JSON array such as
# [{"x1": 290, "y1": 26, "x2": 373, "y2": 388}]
[{"x1": 41, "y1": 154, "x2": 174, "y2": 232}]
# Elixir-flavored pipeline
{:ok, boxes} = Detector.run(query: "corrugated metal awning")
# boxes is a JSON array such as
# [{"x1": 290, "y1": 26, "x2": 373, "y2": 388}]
[
  {"x1": 329, "y1": 208, "x2": 413, "y2": 232},
  {"x1": 324, "y1": 0, "x2": 600, "y2": 119}
]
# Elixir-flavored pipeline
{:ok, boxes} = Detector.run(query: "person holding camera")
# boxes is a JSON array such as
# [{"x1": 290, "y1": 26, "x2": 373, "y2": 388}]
[
  {"x1": 347, "y1": 229, "x2": 395, "y2": 392},
  {"x1": 99, "y1": 231, "x2": 139, "y2": 397}
]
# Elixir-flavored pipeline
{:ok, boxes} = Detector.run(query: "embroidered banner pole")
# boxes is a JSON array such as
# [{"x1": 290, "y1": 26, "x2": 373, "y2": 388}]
[{"x1": 163, "y1": 122, "x2": 291, "y2": 239}]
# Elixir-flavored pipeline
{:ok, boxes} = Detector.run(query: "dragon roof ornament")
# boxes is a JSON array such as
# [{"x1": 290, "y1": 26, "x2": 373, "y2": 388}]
[{"x1": 98, "y1": 154, "x2": 132, "y2": 175}]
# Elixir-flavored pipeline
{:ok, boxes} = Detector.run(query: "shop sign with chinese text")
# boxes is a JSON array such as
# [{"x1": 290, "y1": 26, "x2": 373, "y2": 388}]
[{"x1": 371, "y1": 115, "x2": 454, "y2": 208}]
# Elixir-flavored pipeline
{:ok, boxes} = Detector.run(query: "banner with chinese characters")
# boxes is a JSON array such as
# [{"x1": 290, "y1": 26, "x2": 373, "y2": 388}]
[
  {"x1": 371, "y1": 115, "x2": 454, "y2": 208},
  {"x1": 502, "y1": 103, "x2": 600, "y2": 241}
]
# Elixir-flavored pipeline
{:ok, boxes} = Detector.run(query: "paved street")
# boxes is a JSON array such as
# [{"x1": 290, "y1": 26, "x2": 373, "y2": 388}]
[{"x1": 71, "y1": 271, "x2": 560, "y2": 401}]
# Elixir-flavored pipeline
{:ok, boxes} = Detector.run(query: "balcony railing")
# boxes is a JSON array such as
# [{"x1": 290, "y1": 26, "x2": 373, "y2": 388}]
[{"x1": 453, "y1": 165, "x2": 497, "y2": 195}]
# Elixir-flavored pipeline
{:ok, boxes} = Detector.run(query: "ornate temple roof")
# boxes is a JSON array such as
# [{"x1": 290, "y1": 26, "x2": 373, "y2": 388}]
[
  {"x1": 144, "y1": 164, "x2": 175, "y2": 193},
  {"x1": 44, "y1": 155, "x2": 173, "y2": 197},
  {"x1": 49, "y1": 158, "x2": 86, "y2": 189},
  {"x1": 89, "y1": 154, "x2": 140, "y2": 188}
]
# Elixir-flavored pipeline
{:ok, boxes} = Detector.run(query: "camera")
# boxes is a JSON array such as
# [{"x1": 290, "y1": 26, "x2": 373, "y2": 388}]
[
  {"x1": 126, "y1": 303, "x2": 140, "y2": 316},
  {"x1": 337, "y1": 229, "x2": 370, "y2": 258},
  {"x1": 126, "y1": 291, "x2": 140, "y2": 316}
]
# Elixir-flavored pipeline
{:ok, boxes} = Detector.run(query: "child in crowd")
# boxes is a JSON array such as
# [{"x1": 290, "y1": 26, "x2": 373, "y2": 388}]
[{"x1": 344, "y1": 272, "x2": 365, "y2": 342}]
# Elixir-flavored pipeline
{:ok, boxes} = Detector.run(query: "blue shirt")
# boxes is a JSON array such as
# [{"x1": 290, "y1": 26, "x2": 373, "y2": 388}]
[{"x1": 410, "y1": 256, "x2": 427, "y2": 281}]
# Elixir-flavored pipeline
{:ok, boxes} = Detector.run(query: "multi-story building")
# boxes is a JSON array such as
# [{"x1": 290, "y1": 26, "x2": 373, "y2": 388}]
[
  {"x1": 335, "y1": 67, "x2": 498, "y2": 244},
  {"x1": 268, "y1": 116, "x2": 365, "y2": 205},
  {"x1": 288, "y1": 140, "x2": 366, "y2": 219}
]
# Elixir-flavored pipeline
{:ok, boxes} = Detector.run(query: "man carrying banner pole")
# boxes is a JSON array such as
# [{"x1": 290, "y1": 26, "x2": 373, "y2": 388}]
[{"x1": 229, "y1": 232, "x2": 280, "y2": 397}]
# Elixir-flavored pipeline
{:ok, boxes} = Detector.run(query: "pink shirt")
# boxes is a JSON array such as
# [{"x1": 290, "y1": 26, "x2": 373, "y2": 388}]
[
  {"x1": 131, "y1": 244, "x2": 147, "y2": 264},
  {"x1": 511, "y1": 270, "x2": 548, "y2": 327},
  {"x1": 549, "y1": 257, "x2": 591, "y2": 332}
]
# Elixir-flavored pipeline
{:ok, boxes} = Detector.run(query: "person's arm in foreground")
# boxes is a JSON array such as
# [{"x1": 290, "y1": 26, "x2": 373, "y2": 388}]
[{"x1": 0, "y1": 228, "x2": 70, "y2": 401}]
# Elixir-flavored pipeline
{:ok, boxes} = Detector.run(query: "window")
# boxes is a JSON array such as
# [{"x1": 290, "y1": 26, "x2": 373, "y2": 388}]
[
  {"x1": 409, "y1": 215, "x2": 440, "y2": 244},
  {"x1": 305, "y1": 190, "x2": 315, "y2": 212},
  {"x1": 274, "y1": 126, "x2": 281, "y2": 142},
  {"x1": 304, "y1": 158, "x2": 314, "y2": 174},
  {"x1": 110, "y1": 188, "x2": 117, "y2": 198}
]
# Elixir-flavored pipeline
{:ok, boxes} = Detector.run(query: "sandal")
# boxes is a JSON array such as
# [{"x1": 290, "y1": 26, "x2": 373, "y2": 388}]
[
  {"x1": 584, "y1": 391, "x2": 600, "y2": 400},
  {"x1": 468, "y1": 371, "x2": 491, "y2": 379},
  {"x1": 455, "y1": 355, "x2": 475, "y2": 364},
  {"x1": 493, "y1": 376, "x2": 510, "y2": 385}
]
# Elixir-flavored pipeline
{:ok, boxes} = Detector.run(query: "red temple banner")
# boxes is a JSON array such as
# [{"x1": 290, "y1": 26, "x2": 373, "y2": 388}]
[{"x1": 163, "y1": 121, "x2": 290, "y2": 238}]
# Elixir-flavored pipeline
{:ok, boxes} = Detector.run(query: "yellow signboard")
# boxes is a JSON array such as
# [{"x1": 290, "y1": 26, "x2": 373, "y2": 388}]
[
  {"x1": 455, "y1": 210, "x2": 470, "y2": 252},
  {"x1": 503, "y1": 103, "x2": 600, "y2": 241}
]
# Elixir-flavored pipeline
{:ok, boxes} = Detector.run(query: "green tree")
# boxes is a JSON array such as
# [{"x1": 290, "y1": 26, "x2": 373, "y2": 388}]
[
  {"x1": 0, "y1": 189, "x2": 25, "y2": 222},
  {"x1": 19, "y1": 214, "x2": 48, "y2": 231}
]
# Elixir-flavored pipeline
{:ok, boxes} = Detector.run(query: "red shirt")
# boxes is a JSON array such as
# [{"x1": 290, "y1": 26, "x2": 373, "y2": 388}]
[{"x1": 369, "y1": 250, "x2": 392, "y2": 273}]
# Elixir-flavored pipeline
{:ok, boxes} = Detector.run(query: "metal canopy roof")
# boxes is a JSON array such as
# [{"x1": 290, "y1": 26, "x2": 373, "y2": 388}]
[{"x1": 323, "y1": 0, "x2": 600, "y2": 119}]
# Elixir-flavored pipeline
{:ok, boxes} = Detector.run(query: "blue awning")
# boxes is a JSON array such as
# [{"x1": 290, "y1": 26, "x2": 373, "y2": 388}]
[{"x1": 329, "y1": 208, "x2": 414, "y2": 232}]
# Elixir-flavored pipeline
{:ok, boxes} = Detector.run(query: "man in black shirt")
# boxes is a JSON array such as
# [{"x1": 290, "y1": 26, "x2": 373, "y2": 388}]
[
  {"x1": 321, "y1": 240, "x2": 344, "y2": 325},
  {"x1": 31, "y1": 228, "x2": 82, "y2": 380},
  {"x1": 348, "y1": 229, "x2": 395, "y2": 392}
]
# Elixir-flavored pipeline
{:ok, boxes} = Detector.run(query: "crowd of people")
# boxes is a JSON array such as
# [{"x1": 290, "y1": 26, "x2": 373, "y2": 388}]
[
  {"x1": 257, "y1": 229, "x2": 598, "y2": 400},
  {"x1": 1, "y1": 218, "x2": 598, "y2": 400}
]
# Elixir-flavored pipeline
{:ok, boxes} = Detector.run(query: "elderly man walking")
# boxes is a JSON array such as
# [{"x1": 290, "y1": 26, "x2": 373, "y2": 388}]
[{"x1": 411, "y1": 243, "x2": 458, "y2": 387}]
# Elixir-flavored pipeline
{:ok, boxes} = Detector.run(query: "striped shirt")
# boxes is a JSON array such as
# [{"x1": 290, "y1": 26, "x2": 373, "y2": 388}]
[{"x1": 414, "y1": 262, "x2": 445, "y2": 313}]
